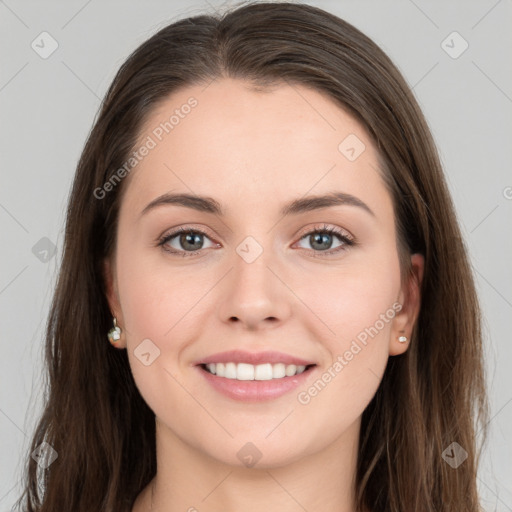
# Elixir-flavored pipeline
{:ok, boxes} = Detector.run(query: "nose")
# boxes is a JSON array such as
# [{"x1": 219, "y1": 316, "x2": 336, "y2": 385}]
[{"x1": 218, "y1": 248, "x2": 292, "y2": 331}]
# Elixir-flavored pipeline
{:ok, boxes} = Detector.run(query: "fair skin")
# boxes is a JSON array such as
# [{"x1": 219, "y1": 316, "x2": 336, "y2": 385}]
[{"x1": 104, "y1": 78, "x2": 424, "y2": 512}]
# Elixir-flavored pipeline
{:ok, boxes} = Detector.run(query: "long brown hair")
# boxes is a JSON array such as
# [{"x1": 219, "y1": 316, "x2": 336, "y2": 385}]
[{"x1": 15, "y1": 2, "x2": 489, "y2": 511}]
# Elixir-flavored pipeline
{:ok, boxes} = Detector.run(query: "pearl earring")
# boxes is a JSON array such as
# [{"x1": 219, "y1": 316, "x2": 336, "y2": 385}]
[
  {"x1": 108, "y1": 317, "x2": 122, "y2": 345},
  {"x1": 398, "y1": 335, "x2": 408, "y2": 343}
]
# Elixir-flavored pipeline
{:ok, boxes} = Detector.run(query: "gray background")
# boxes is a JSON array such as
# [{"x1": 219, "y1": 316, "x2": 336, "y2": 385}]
[{"x1": 1, "y1": 0, "x2": 511, "y2": 510}]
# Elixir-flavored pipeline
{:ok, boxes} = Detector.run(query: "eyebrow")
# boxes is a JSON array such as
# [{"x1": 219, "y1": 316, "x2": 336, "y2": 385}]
[{"x1": 139, "y1": 191, "x2": 375, "y2": 218}]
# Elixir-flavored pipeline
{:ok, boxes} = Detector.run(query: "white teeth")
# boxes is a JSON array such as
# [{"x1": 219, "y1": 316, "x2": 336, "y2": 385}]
[
  {"x1": 254, "y1": 363, "x2": 272, "y2": 380},
  {"x1": 272, "y1": 363, "x2": 286, "y2": 378},
  {"x1": 204, "y1": 362, "x2": 309, "y2": 380},
  {"x1": 286, "y1": 364, "x2": 297, "y2": 377},
  {"x1": 237, "y1": 363, "x2": 255, "y2": 380},
  {"x1": 224, "y1": 362, "x2": 237, "y2": 379}
]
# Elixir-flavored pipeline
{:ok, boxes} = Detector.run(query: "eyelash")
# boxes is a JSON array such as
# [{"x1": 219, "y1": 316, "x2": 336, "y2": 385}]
[{"x1": 157, "y1": 224, "x2": 356, "y2": 258}]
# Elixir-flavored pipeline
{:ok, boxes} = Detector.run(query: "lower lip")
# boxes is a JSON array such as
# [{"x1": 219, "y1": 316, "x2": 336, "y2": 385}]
[{"x1": 196, "y1": 365, "x2": 316, "y2": 402}]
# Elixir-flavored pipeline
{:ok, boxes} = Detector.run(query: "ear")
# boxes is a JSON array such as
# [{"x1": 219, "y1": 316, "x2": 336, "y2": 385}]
[
  {"x1": 389, "y1": 253, "x2": 424, "y2": 356},
  {"x1": 103, "y1": 257, "x2": 126, "y2": 349}
]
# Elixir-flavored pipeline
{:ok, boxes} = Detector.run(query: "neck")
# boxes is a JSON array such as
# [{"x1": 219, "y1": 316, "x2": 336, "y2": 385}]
[{"x1": 136, "y1": 417, "x2": 361, "y2": 512}]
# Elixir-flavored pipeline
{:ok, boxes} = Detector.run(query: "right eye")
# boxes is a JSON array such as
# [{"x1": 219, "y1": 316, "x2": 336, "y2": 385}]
[{"x1": 158, "y1": 227, "x2": 219, "y2": 257}]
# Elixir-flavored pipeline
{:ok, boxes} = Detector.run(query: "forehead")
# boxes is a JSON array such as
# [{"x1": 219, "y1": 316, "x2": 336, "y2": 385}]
[{"x1": 120, "y1": 78, "x2": 389, "y2": 221}]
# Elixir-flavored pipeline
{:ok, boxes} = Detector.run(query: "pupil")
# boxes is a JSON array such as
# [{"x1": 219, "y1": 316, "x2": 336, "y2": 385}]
[
  {"x1": 181, "y1": 232, "x2": 203, "y2": 250},
  {"x1": 311, "y1": 233, "x2": 332, "y2": 251}
]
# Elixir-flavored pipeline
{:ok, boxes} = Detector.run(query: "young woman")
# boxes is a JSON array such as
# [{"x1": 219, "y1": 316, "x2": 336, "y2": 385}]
[{"x1": 15, "y1": 2, "x2": 489, "y2": 511}]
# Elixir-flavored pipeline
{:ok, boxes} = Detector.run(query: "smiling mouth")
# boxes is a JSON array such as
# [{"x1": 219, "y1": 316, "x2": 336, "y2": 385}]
[{"x1": 200, "y1": 362, "x2": 317, "y2": 381}]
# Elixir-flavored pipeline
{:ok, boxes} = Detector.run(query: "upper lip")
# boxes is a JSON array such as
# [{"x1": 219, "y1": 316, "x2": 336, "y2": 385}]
[{"x1": 194, "y1": 350, "x2": 316, "y2": 367}]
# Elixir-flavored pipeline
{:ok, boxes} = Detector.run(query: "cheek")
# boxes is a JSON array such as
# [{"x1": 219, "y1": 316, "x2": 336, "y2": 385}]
[
  {"x1": 115, "y1": 247, "x2": 197, "y2": 416},
  {"x1": 296, "y1": 243, "x2": 401, "y2": 397},
  {"x1": 300, "y1": 243, "x2": 401, "y2": 345},
  {"x1": 292, "y1": 263, "x2": 400, "y2": 446},
  {"x1": 115, "y1": 240, "x2": 195, "y2": 341}
]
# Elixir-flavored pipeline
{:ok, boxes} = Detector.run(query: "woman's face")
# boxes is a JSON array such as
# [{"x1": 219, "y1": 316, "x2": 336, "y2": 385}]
[{"x1": 104, "y1": 78, "x2": 422, "y2": 468}]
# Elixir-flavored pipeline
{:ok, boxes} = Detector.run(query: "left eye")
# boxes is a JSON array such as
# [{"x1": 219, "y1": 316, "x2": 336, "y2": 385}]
[{"x1": 295, "y1": 226, "x2": 354, "y2": 253}]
